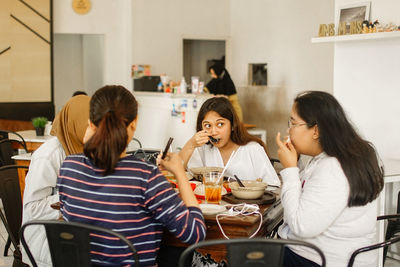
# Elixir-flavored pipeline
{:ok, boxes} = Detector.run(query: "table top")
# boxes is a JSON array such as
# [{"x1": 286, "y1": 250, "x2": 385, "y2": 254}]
[
  {"x1": 11, "y1": 152, "x2": 32, "y2": 161},
  {"x1": 9, "y1": 130, "x2": 55, "y2": 143}
]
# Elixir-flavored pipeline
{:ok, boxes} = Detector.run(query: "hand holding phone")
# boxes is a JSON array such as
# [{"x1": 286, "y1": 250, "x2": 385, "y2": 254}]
[{"x1": 161, "y1": 137, "x2": 174, "y2": 160}]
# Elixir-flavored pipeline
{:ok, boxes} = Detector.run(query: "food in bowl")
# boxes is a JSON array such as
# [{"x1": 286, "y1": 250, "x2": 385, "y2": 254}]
[
  {"x1": 189, "y1": 167, "x2": 224, "y2": 180},
  {"x1": 229, "y1": 180, "x2": 267, "y2": 200}
]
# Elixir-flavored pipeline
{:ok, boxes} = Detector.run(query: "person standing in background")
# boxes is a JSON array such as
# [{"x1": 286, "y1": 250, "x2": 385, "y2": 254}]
[{"x1": 205, "y1": 63, "x2": 243, "y2": 121}]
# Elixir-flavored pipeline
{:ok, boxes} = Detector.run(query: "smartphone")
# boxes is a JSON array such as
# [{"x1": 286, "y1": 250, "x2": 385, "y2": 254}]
[{"x1": 161, "y1": 137, "x2": 174, "y2": 160}]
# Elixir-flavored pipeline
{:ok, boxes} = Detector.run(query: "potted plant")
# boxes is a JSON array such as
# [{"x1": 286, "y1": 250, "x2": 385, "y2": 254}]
[{"x1": 32, "y1": 117, "x2": 48, "y2": 136}]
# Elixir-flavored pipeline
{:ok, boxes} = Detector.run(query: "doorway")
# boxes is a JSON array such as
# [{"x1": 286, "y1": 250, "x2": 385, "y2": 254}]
[
  {"x1": 53, "y1": 34, "x2": 104, "y2": 113},
  {"x1": 183, "y1": 39, "x2": 225, "y2": 90}
]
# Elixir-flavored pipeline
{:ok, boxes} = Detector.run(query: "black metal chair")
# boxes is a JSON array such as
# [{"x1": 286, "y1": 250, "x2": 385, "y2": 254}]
[
  {"x1": 21, "y1": 220, "x2": 140, "y2": 267},
  {"x1": 0, "y1": 165, "x2": 29, "y2": 266},
  {"x1": 131, "y1": 149, "x2": 160, "y2": 165},
  {"x1": 0, "y1": 130, "x2": 26, "y2": 142},
  {"x1": 178, "y1": 238, "x2": 326, "y2": 267},
  {"x1": 383, "y1": 192, "x2": 400, "y2": 262},
  {"x1": 347, "y1": 214, "x2": 400, "y2": 267},
  {"x1": 0, "y1": 139, "x2": 28, "y2": 166},
  {"x1": 0, "y1": 130, "x2": 27, "y2": 150},
  {"x1": 0, "y1": 136, "x2": 28, "y2": 257}
]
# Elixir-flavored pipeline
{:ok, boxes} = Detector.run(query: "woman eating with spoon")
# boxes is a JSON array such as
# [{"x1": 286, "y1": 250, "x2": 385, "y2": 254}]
[{"x1": 179, "y1": 97, "x2": 280, "y2": 186}]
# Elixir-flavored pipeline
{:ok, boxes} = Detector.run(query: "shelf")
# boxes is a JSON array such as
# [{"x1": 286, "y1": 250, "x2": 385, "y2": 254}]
[{"x1": 311, "y1": 31, "x2": 400, "y2": 43}]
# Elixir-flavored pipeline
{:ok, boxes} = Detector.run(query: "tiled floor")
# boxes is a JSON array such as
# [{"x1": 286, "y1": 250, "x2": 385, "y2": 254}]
[
  {"x1": 0, "y1": 219, "x2": 13, "y2": 267},
  {"x1": 0, "y1": 220, "x2": 398, "y2": 267}
]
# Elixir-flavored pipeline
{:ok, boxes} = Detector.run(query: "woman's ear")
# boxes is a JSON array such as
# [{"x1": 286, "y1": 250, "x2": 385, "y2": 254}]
[
  {"x1": 83, "y1": 120, "x2": 97, "y2": 143},
  {"x1": 130, "y1": 117, "x2": 138, "y2": 132},
  {"x1": 312, "y1": 125, "x2": 320, "y2": 140}
]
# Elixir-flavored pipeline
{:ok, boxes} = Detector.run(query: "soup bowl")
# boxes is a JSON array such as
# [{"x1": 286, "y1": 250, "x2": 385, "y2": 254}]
[{"x1": 229, "y1": 180, "x2": 267, "y2": 200}]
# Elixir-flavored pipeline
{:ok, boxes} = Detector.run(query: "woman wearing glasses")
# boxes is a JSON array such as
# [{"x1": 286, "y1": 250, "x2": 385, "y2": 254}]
[{"x1": 275, "y1": 91, "x2": 383, "y2": 267}]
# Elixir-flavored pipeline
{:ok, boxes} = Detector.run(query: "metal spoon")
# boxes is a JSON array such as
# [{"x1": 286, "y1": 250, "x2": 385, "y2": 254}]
[
  {"x1": 234, "y1": 175, "x2": 245, "y2": 188},
  {"x1": 209, "y1": 136, "x2": 219, "y2": 144}
]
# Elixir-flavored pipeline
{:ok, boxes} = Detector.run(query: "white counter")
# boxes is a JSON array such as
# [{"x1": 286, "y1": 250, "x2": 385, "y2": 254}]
[{"x1": 132, "y1": 92, "x2": 212, "y2": 150}]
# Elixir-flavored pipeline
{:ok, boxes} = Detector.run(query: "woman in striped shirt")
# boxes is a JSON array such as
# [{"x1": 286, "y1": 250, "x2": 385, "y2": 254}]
[{"x1": 57, "y1": 85, "x2": 206, "y2": 266}]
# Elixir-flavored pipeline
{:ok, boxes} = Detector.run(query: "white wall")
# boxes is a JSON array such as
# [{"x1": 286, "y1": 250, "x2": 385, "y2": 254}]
[
  {"x1": 333, "y1": 1, "x2": 400, "y2": 258},
  {"x1": 53, "y1": 0, "x2": 131, "y2": 88},
  {"x1": 82, "y1": 35, "x2": 104, "y2": 96},
  {"x1": 230, "y1": 0, "x2": 334, "y2": 156},
  {"x1": 333, "y1": 0, "x2": 400, "y2": 160},
  {"x1": 53, "y1": 34, "x2": 84, "y2": 113},
  {"x1": 53, "y1": 0, "x2": 335, "y2": 157},
  {"x1": 131, "y1": 0, "x2": 230, "y2": 81}
]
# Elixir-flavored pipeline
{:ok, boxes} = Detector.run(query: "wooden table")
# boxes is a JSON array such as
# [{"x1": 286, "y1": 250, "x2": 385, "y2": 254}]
[
  {"x1": 9, "y1": 131, "x2": 54, "y2": 197},
  {"x1": 162, "y1": 193, "x2": 283, "y2": 262},
  {"x1": 9, "y1": 130, "x2": 54, "y2": 152},
  {"x1": 11, "y1": 153, "x2": 32, "y2": 198}
]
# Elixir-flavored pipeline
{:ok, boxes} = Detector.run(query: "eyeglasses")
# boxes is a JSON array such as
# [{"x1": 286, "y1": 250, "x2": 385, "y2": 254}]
[{"x1": 287, "y1": 120, "x2": 308, "y2": 129}]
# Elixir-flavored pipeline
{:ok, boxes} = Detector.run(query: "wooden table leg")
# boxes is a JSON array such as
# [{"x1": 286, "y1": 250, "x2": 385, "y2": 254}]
[{"x1": 15, "y1": 160, "x2": 30, "y2": 199}]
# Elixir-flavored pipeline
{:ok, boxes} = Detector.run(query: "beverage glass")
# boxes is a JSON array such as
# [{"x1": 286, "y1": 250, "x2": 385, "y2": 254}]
[{"x1": 203, "y1": 171, "x2": 223, "y2": 204}]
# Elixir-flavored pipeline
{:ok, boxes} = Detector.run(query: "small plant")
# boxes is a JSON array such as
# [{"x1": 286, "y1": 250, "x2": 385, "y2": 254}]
[{"x1": 32, "y1": 117, "x2": 48, "y2": 128}]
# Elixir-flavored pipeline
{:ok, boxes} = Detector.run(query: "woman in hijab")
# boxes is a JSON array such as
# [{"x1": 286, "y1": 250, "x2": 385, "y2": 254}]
[
  {"x1": 22, "y1": 95, "x2": 90, "y2": 266},
  {"x1": 206, "y1": 63, "x2": 243, "y2": 121}
]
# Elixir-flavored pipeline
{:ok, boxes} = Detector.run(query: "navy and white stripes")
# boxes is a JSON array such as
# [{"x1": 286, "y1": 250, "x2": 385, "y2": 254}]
[{"x1": 57, "y1": 154, "x2": 206, "y2": 266}]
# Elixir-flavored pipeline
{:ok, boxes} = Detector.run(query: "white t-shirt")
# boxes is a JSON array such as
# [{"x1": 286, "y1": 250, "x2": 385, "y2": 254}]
[
  {"x1": 22, "y1": 137, "x2": 64, "y2": 267},
  {"x1": 187, "y1": 141, "x2": 280, "y2": 186},
  {"x1": 278, "y1": 152, "x2": 378, "y2": 267}
]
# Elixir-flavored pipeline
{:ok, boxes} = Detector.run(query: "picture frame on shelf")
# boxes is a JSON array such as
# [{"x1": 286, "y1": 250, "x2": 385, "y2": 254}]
[{"x1": 336, "y1": 1, "x2": 370, "y2": 35}]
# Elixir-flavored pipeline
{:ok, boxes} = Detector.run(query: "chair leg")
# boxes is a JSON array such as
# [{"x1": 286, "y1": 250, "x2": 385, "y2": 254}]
[
  {"x1": 3, "y1": 235, "x2": 11, "y2": 256},
  {"x1": 12, "y1": 248, "x2": 29, "y2": 267},
  {"x1": 383, "y1": 220, "x2": 397, "y2": 265}
]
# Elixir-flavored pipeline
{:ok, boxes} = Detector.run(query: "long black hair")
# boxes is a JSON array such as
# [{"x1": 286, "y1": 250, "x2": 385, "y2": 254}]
[
  {"x1": 196, "y1": 97, "x2": 267, "y2": 154},
  {"x1": 294, "y1": 91, "x2": 383, "y2": 207},
  {"x1": 84, "y1": 85, "x2": 138, "y2": 175}
]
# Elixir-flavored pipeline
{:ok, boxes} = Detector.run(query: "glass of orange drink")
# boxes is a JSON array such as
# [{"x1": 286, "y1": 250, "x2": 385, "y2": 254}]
[{"x1": 203, "y1": 171, "x2": 223, "y2": 204}]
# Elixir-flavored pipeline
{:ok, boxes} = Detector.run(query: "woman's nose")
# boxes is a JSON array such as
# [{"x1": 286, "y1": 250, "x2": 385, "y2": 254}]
[{"x1": 210, "y1": 126, "x2": 217, "y2": 135}]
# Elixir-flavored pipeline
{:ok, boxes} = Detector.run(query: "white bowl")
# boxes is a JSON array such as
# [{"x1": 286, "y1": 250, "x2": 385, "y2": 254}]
[
  {"x1": 189, "y1": 167, "x2": 224, "y2": 180},
  {"x1": 229, "y1": 180, "x2": 267, "y2": 200}
]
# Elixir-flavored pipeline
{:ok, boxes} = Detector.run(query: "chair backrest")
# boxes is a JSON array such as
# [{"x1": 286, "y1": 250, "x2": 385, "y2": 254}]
[
  {"x1": 131, "y1": 149, "x2": 159, "y2": 165},
  {"x1": 21, "y1": 220, "x2": 140, "y2": 267},
  {"x1": 0, "y1": 130, "x2": 27, "y2": 149},
  {"x1": 178, "y1": 238, "x2": 326, "y2": 267},
  {"x1": 0, "y1": 139, "x2": 27, "y2": 166},
  {"x1": 347, "y1": 214, "x2": 400, "y2": 267},
  {"x1": 0, "y1": 165, "x2": 28, "y2": 264}
]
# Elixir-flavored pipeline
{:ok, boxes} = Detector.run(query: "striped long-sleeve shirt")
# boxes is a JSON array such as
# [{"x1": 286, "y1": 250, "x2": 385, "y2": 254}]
[{"x1": 57, "y1": 154, "x2": 206, "y2": 266}]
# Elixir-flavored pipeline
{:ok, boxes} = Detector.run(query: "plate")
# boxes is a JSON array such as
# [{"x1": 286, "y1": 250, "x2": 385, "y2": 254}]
[
  {"x1": 266, "y1": 185, "x2": 280, "y2": 191},
  {"x1": 199, "y1": 204, "x2": 226, "y2": 215}
]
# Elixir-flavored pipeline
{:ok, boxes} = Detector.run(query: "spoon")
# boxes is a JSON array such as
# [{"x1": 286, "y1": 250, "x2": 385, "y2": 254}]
[
  {"x1": 234, "y1": 175, "x2": 245, "y2": 188},
  {"x1": 209, "y1": 136, "x2": 219, "y2": 144}
]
